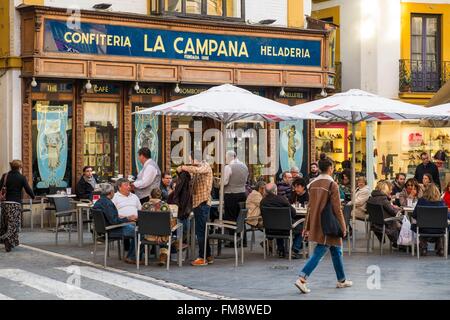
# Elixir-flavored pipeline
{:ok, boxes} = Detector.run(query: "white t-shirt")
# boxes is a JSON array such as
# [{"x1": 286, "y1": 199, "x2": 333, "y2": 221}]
[{"x1": 112, "y1": 192, "x2": 142, "y2": 218}]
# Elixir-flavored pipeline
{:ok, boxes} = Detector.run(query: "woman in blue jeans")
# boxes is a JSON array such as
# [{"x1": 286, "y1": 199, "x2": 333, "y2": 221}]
[{"x1": 295, "y1": 153, "x2": 353, "y2": 294}]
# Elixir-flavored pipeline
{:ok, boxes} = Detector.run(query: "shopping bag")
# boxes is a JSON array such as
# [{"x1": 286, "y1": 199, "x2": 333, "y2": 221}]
[{"x1": 397, "y1": 215, "x2": 412, "y2": 246}]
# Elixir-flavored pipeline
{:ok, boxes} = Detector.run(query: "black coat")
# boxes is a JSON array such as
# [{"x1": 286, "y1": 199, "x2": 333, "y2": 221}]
[
  {"x1": 367, "y1": 190, "x2": 399, "y2": 219},
  {"x1": 76, "y1": 176, "x2": 97, "y2": 200},
  {"x1": 414, "y1": 162, "x2": 440, "y2": 189},
  {"x1": 167, "y1": 171, "x2": 192, "y2": 220},
  {"x1": 260, "y1": 193, "x2": 297, "y2": 220},
  {"x1": 92, "y1": 196, "x2": 128, "y2": 227},
  {"x1": 290, "y1": 191, "x2": 309, "y2": 206},
  {"x1": 0, "y1": 170, "x2": 34, "y2": 204}
]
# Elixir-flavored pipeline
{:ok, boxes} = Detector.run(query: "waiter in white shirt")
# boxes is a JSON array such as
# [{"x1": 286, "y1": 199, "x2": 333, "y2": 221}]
[
  {"x1": 112, "y1": 178, "x2": 142, "y2": 218},
  {"x1": 131, "y1": 147, "x2": 161, "y2": 204}
]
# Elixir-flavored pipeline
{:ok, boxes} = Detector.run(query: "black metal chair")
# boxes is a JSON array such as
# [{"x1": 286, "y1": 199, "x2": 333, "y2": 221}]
[
  {"x1": 343, "y1": 204, "x2": 352, "y2": 255},
  {"x1": 366, "y1": 202, "x2": 402, "y2": 255},
  {"x1": 91, "y1": 208, "x2": 134, "y2": 267},
  {"x1": 205, "y1": 208, "x2": 248, "y2": 267},
  {"x1": 54, "y1": 196, "x2": 78, "y2": 244},
  {"x1": 415, "y1": 206, "x2": 449, "y2": 260},
  {"x1": 261, "y1": 206, "x2": 305, "y2": 261},
  {"x1": 136, "y1": 210, "x2": 183, "y2": 270}
]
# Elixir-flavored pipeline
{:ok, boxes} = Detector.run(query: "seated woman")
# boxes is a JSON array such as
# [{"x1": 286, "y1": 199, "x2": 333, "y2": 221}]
[
  {"x1": 411, "y1": 184, "x2": 447, "y2": 257},
  {"x1": 421, "y1": 173, "x2": 433, "y2": 190},
  {"x1": 142, "y1": 188, "x2": 177, "y2": 267},
  {"x1": 442, "y1": 181, "x2": 450, "y2": 210},
  {"x1": 367, "y1": 180, "x2": 401, "y2": 245},
  {"x1": 347, "y1": 176, "x2": 370, "y2": 221},
  {"x1": 246, "y1": 180, "x2": 266, "y2": 229},
  {"x1": 290, "y1": 178, "x2": 309, "y2": 207},
  {"x1": 339, "y1": 170, "x2": 352, "y2": 203},
  {"x1": 399, "y1": 178, "x2": 422, "y2": 207}
]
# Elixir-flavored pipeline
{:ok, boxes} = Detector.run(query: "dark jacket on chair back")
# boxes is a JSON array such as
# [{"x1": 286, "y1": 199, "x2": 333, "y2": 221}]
[
  {"x1": 0, "y1": 170, "x2": 35, "y2": 204},
  {"x1": 167, "y1": 171, "x2": 192, "y2": 220},
  {"x1": 260, "y1": 193, "x2": 296, "y2": 220},
  {"x1": 366, "y1": 190, "x2": 399, "y2": 219}
]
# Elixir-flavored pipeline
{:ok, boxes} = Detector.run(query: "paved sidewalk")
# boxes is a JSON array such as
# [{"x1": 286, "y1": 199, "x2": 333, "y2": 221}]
[{"x1": 9, "y1": 228, "x2": 450, "y2": 300}]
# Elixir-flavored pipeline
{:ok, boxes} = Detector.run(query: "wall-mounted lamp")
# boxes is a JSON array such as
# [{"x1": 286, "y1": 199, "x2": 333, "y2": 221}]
[
  {"x1": 134, "y1": 82, "x2": 140, "y2": 91},
  {"x1": 174, "y1": 83, "x2": 181, "y2": 94},
  {"x1": 31, "y1": 77, "x2": 37, "y2": 87},
  {"x1": 85, "y1": 80, "x2": 92, "y2": 90},
  {"x1": 321, "y1": 87, "x2": 328, "y2": 97},
  {"x1": 279, "y1": 87, "x2": 286, "y2": 97}
]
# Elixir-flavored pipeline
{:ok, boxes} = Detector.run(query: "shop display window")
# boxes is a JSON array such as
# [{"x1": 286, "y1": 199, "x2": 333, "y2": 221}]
[
  {"x1": 315, "y1": 123, "x2": 348, "y2": 172},
  {"x1": 32, "y1": 101, "x2": 72, "y2": 193},
  {"x1": 376, "y1": 121, "x2": 450, "y2": 188},
  {"x1": 83, "y1": 102, "x2": 119, "y2": 182}
]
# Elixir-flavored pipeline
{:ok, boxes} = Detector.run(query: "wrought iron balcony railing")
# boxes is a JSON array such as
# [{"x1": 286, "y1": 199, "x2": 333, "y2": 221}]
[{"x1": 399, "y1": 59, "x2": 450, "y2": 93}]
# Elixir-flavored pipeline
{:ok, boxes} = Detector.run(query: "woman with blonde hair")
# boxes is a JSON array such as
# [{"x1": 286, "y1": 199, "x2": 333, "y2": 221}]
[
  {"x1": 411, "y1": 184, "x2": 447, "y2": 257},
  {"x1": 0, "y1": 160, "x2": 35, "y2": 252},
  {"x1": 366, "y1": 180, "x2": 401, "y2": 244}
]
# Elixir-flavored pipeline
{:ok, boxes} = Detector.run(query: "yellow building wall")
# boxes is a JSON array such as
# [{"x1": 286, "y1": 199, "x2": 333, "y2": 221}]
[
  {"x1": 400, "y1": 3, "x2": 450, "y2": 104},
  {"x1": 288, "y1": 0, "x2": 304, "y2": 28},
  {"x1": 311, "y1": 6, "x2": 340, "y2": 62},
  {"x1": 0, "y1": 0, "x2": 10, "y2": 58},
  {"x1": 401, "y1": 2, "x2": 450, "y2": 62}
]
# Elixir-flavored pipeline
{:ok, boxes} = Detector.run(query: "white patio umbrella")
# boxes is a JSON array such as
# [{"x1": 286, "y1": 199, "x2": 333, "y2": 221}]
[
  {"x1": 134, "y1": 84, "x2": 326, "y2": 220},
  {"x1": 291, "y1": 89, "x2": 440, "y2": 248}
]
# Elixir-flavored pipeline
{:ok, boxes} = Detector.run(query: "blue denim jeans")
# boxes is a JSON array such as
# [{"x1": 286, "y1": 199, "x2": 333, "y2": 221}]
[
  {"x1": 120, "y1": 224, "x2": 142, "y2": 260},
  {"x1": 299, "y1": 244, "x2": 346, "y2": 282},
  {"x1": 193, "y1": 203, "x2": 211, "y2": 259},
  {"x1": 276, "y1": 234, "x2": 303, "y2": 253}
]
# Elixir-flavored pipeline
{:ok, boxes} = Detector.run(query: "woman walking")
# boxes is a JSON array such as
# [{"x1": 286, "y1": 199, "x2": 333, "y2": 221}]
[
  {"x1": 295, "y1": 153, "x2": 352, "y2": 294},
  {"x1": 0, "y1": 160, "x2": 35, "y2": 252}
]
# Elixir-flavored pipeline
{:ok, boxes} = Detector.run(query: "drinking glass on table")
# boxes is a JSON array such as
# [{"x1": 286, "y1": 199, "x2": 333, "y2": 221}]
[{"x1": 407, "y1": 198, "x2": 413, "y2": 208}]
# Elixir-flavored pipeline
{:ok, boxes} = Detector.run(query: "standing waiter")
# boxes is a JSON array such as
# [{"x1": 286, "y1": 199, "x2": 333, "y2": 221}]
[
  {"x1": 223, "y1": 151, "x2": 248, "y2": 241},
  {"x1": 132, "y1": 147, "x2": 161, "y2": 204}
]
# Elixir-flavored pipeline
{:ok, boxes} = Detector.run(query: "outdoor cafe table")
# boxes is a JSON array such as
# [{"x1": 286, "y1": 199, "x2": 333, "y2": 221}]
[{"x1": 76, "y1": 202, "x2": 93, "y2": 247}]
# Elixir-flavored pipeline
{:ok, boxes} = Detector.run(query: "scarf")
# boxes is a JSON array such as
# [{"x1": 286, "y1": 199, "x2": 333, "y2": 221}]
[{"x1": 84, "y1": 175, "x2": 96, "y2": 189}]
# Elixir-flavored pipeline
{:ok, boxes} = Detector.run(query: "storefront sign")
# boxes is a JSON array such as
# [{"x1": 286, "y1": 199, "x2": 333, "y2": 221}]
[
  {"x1": 134, "y1": 86, "x2": 161, "y2": 95},
  {"x1": 170, "y1": 86, "x2": 209, "y2": 96},
  {"x1": 44, "y1": 19, "x2": 322, "y2": 67},
  {"x1": 86, "y1": 82, "x2": 121, "y2": 94},
  {"x1": 32, "y1": 82, "x2": 73, "y2": 93},
  {"x1": 280, "y1": 90, "x2": 305, "y2": 99}
]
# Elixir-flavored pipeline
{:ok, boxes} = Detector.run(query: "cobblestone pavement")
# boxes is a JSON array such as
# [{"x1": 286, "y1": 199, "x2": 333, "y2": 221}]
[{"x1": 2, "y1": 227, "x2": 447, "y2": 300}]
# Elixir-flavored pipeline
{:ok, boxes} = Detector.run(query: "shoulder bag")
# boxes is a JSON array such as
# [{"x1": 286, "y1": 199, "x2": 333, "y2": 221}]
[
  {"x1": 0, "y1": 173, "x2": 8, "y2": 202},
  {"x1": 321, "y1": 181, "x2": 344, "y2": 238}
]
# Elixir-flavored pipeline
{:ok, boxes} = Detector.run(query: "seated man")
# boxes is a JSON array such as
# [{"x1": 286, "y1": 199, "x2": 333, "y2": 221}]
[
  {"x1": 290, "y1": 177, "x2": 309, "y2": 206},
  {"x1": 277, "y1": 171, "x2": 293, "y2": 200},
  {"x1": 260, "y1": 183, "x2": 303, "y2": 259},
  {"x1": 76, "y1": 166, "x2": 98, "y2": 200},
  {"x1": 93, "y1": 183, "x2": 140, "y2": 264},
  {"x1": 160, "y1": 172, "x2": 173, "y2": 202},
  {"x1": 112, "y1": 178, "x2": 142, "y2": 218}
]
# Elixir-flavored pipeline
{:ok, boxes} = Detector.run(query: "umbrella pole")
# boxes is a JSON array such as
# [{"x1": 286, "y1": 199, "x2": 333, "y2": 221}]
[
  {"x1": 219, "y1": 122, "x2": 226, "y2": 222},
  {"x1": 351, "y1": 122, "x2": 356, "y2": 249}
]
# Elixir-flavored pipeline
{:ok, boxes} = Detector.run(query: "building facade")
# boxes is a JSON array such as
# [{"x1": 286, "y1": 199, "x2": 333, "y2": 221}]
[
  {"x1": 312, "y1": 0, "x2": 450, "y2": 188},
  {"x1": 1, "y1": 0, "x2": 339, "y2": 193}
]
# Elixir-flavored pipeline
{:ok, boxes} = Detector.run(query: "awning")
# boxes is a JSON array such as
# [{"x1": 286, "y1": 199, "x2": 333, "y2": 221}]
[{"x1": 426, "y1": 80, "x2": 450, "y2": 107}]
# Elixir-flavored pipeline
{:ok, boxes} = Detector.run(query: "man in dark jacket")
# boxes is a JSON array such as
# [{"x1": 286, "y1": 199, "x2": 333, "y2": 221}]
[
  {"x1": 260, "y1": 183, "x2": 302, "y2": 259},
  {"x1": 277, "y1": 171, "x2": 292, "y2": 200},
  {"x1": 414, "y1": 152, "x2": 440, "y2": 189},
  {"x1": 391, "y1": 173, "x2": 406, "y2": 196},
  {"x1": 92, "y1": 183, "x2": 139, "y2": 263},
  {"x1": 76, "y1": 166, "x2": 98, "y2": 200}
]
